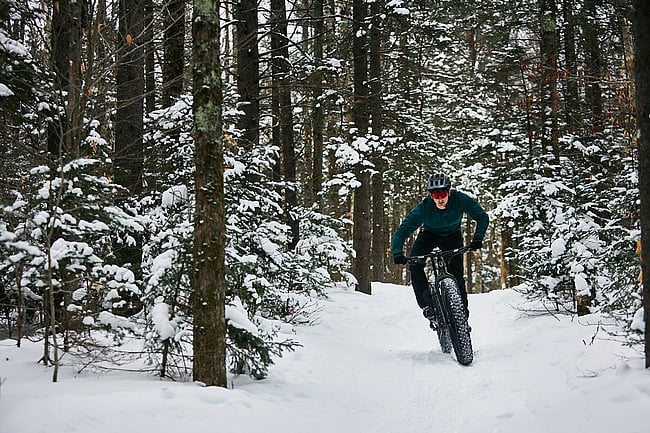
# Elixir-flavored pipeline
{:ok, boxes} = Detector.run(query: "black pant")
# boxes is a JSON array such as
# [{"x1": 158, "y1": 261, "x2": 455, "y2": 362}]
[{"x1": 409, "y1": 230, "x2": 469, "y2": 317}]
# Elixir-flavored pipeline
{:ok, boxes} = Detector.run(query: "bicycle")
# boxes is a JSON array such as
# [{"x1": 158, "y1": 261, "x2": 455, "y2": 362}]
[{"x1": 408, "y1": 247, "x2": 473, "y2": 365}]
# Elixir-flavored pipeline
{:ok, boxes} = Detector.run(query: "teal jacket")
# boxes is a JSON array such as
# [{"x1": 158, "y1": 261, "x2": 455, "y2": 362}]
[{"x1": 391, "y1": 189, "x2": 489, "y2": 255}]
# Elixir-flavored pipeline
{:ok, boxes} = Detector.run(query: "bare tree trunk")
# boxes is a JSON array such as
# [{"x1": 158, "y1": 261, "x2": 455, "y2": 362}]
[
  {"x1": 500, "y1": 225, "x2": 511, "y2": 289},
  {"x1": 116, "y1": 0, "x2": 145, "y2": 194},
  {"x1": 352, "y1": 0, "x2": 371, "y2": 294},
  {"x1": 369, "y1": 0, "x2": 385, "y2": 283},
  {"x1": 235, "y1": 0, "x2": 260, "y2": 149},
  {"x1": 562, "y1": 0, "x2": 579, "y2": 131},
  {"x1": 144, "y1": 0, "x2": 156, "y2": 113},
  {"x1": 271, "y1": 0, "x2": 299, "y2": 248},
  {"x1": 191, "y1": 0, "x2": 227, "y2": 387},
  {"x1": 311, "y1": 0, "x2": 324, "y2": 208},
  {"x1": 619, "y1": 7, "x2": 636, "y2": 139},
  {"x1": 584, "y1": 0, "x2": 604, "y2": 131},
  {"x1": 633, "y1": 0, "x2": 650, "y2": 369},
  {"x1": 88, "y1": 0, "x2": 110, "y2": 139},
  {"x1": 538, "y1": 0, "x2": 560, "y2": 162},
  {"x1": 115, "y1": 0, "x2": 145, "y2": 291},
  {"x1": 15, "y1": 264, "x2": 24, "y2": 347},
  {"x1": 48, "y1": 0, "x2": 70, "y2": 159},
  {"x1": 49, "y1": 0, "x2": 87, "y2": 159},
  {"x1": 162, "y1": 0, "x2": 185, "y2": 107}
]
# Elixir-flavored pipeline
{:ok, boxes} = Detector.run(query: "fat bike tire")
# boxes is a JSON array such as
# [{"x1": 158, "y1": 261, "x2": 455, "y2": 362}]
[
  {"x1": 437, "y1": 326, "x2": 452, "y2": 353},
  {"x1": 429, "y1": 283, "x2": 452, "y2": 353},
  {"x1": 440, "y1": 277, "x2": 473, "y2": 365}
]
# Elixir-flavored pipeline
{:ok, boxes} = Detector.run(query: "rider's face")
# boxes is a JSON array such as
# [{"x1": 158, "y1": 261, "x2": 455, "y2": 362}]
[{"x1": 431, "y1": 190, "x2": 449, "y2": 209}]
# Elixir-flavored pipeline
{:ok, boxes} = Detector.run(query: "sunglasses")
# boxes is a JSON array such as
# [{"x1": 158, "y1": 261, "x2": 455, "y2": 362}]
[{"x1": 430, "y1": 190, "x2": 449, "y2": 200}]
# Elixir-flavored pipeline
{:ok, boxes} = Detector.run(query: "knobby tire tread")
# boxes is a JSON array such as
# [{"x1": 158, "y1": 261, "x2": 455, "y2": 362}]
[
  {"x1": 440, "y1": 277, "x2": 473, "y2": 365},
  {"x1": 429, "y1": 282, "x2": 452, "y2": 353},
  {"x1": 437, "y1": 327, "x2": 452, "y2": 353}
]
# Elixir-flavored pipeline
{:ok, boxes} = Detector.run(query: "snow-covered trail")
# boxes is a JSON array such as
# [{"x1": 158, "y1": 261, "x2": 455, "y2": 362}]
[
  {"x1": 233, "y1": 283, "x2": 648, "y2": 433},
  {"x1": 2, "y1": 283, "x2": 649, "y2": 433}
]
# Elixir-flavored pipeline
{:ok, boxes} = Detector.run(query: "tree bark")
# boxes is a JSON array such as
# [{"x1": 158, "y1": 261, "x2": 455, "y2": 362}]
[
  {"x1": 49, "y1": 0, "x2": 86, "y2": 159},
  {"x1": 192, "y1": 0, "x2": 227, "y2": 387},
  {"x1": 583, "y1": 0, "x2": 604, "y2": 131},
  {"x1": 271, "y1": 0, "x2": 299, "y2": 248},
  {"x1": 352, "y1": 0, "x2": 371, "y2": 294},
  {"x1": 538, "y1": 0, "x2": 560, "y2": 162},
  {"x1": 562, "y1": 0, "x2": 579, "y2": 131},
  {"x1": 311, "y1": 0, "x2": 324, "y2": 208},
  {"x1": 633, "y1": 0, "x2": 650, "y2": 369},
  {"x1": 162, "y1": 0, "x2": 185, "y2": 107},
  {"x1": 144, "y1": 0, "x2": 156, "y2": 113},
  {"x1": 369, "y1": 0, "x2": 385, "y2": 282},
  {"x1": 235, "y1": 0, "x2": 260, "y2": 149},
  {"x1": 116, "y1": 0, "x2": 145, "y2": 194},
  {"x1": 115, "y1": 0, "x2": 145, "y2": 290}
]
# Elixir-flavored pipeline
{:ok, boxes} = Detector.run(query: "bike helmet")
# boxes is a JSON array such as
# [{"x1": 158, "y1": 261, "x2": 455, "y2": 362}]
[{"x1": 427, "y1": 173, "x2": 451, "y2": 192}]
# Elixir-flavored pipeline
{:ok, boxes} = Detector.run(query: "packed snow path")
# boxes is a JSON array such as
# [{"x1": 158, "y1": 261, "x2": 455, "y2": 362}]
[{"x1": 2, "y1": 283, "x2": 649, "y2": 433}]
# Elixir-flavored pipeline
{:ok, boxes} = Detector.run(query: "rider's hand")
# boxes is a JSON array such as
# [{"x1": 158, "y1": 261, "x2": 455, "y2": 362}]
[
  {"x1": 392, "y1": 252, "x2": 408, "y2": 265},
  {"x1": 469, "y1": 239, "x2": 483, "y2": 251}
]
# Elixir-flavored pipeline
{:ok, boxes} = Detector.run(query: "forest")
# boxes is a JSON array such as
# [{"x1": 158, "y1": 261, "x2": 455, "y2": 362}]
[{"x1": 1, "y1": 0, "x2": 649, "y2": 385}]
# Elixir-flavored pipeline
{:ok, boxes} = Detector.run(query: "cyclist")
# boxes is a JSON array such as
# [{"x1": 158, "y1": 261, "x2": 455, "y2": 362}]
[{"x1": 391, "y1": 173, "x2": 489, "y2": 328}]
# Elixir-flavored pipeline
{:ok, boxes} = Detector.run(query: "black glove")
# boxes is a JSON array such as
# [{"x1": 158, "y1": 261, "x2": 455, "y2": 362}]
[
  {"x1": 393, "y1": 252, "x2": 408, "y2": 265},
  {"x1": 469, "y1": 239, "x2": 483, "y2": 251}
]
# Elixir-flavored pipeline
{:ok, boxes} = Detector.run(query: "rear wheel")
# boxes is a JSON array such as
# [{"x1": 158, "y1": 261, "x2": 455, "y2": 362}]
[{"x1": 440, "y1": 277, "x2": 473, "y2": 365}]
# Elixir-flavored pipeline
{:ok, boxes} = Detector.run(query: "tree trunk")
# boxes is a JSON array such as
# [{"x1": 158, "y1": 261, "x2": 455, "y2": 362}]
[
  {"x1": 369, "y1": 0, "x2": 384, "y2": 282},
  {"x1": 192, "y1": 0, "x2": 227, "y2": 387},
  {"x1": 88, "y1": 0, "x2": 110, "y2": 139},
  {"x1": 271, "y1": 0, "x2": 299, "y2": 249},
  {"x1": 115, "y1": 0, "x2": 145, "y2": 290},
  {"x1": 619, "y1": 7, "x2": 636, "y2": 139},
  {"x1": 49, "y1": 0, "x2": 86, "y2": 159},
  {"x1": 162, "y1": 0, "x2": 185, "y2": 107},
  {"x1": 235, "y1": 0, "x2": 260, "y2": 149},
  {"x1": 144, "y1": 0, "x2": 156, "y2": 113},
  {"x1": 51, "y1": 0, "x2": 71, "y2": 95},
  {"x1": 352, "y1": 0, "x2": 371, "y2": 294},
  {"x1": 633, "y1": 0, "x2": 650, "y2": 369},
  {"x1": 311, "y1": 0, "x2": 324, "y2": 208},
  {"x1": 562, "y1": 0, "x2": 579, "y2": 131},
  {"x1": 583, "y1": 0, "x2": 604, "y2": 131},
  {"x1": 538, "y1": 0, "x2": 560, "y2": 162},
  {"x1": 116, "y1": 0, "x2": 145, "y2": 195},
  {"x1": 500, "y1": 225, "x2": 511, "y2": 289}
]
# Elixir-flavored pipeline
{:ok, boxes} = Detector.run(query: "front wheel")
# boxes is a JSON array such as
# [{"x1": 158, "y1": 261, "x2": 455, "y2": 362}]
[
  {"x1": 437, "y1": 326, "x2": 452, "y2": 353},
  {"x1": 439, "y1": 277, "x2": 473, "y2": 365},
  {"x1": 429, "y1": 282, "x2": 451, "y2": 353}
]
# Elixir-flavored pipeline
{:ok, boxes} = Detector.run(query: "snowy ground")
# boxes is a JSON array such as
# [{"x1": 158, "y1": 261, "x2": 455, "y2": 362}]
[{"x1": 2, "y1": 283, "x2": 649, "y2": 433}]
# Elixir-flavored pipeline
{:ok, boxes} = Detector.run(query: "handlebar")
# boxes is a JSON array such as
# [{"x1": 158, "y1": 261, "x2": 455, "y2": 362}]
[{"x1": 407, "y1": 246, "x2": 470, "y2": 264}]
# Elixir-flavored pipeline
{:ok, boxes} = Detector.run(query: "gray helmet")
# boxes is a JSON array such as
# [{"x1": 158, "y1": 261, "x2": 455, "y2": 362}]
[{"x1": 427, "y1": 173, "x2": 451, "y2": 192}]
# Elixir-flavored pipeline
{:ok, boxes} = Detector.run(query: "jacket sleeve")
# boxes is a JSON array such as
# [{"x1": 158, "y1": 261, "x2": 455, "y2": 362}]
[
  {"x1": 391, "y1": 202, "x2": 424, "y2": 255},
  {"x1": 465, "y1": 195, "x2": 489, "y2": 242}
]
